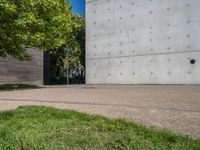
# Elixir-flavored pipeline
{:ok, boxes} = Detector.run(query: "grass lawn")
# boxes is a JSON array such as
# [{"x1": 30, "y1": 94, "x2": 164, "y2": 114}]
[
  {"x1": 0, "y1": 106, "x2": 199, "y2": 150},
  {"x1": 0, "y1": 84, "x2": 38, "y2": 91}
]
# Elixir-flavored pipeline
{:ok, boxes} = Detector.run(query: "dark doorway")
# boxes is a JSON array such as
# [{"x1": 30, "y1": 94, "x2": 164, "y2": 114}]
[{"x1": 43, "y1": 50, "x2": 85, "y2": 85}]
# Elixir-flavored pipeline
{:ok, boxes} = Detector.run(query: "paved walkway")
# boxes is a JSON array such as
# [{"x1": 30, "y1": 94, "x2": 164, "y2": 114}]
[{"x1": 0, "y1": 85, "x2": 200, "y2": 138}]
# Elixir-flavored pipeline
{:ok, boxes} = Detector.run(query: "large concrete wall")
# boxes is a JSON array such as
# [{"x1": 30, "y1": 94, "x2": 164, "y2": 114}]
[
  {"x1": 86, "y1": 0, "x2": 200, "y2": 84},
  {"x1": 0, "y1": 49, "x2": 43, "y2": 85}
]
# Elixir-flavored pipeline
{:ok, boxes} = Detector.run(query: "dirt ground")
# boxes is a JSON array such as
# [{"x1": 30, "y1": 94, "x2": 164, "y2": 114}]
[{"x1": 0, "y1": 85, "x2": 200, "y2": 138}]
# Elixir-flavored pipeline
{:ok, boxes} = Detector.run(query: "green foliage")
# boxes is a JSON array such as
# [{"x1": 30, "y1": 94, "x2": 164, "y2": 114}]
[
  {"x1": 0, "y1": 106, "x2": 199, "y2": 149},
  {"x1": 50, "y1": 47, "x2": 68, "y2": 77},
  {"x1": 50, "y1": 15, "x2": 85, "y2": 79},
  {"x1": 0, "y1": 84, "x2": 38, "y2": 90},
  {"x1": 0, "y1": 0, "x2": 74, "y2": 60},
  {"x1": 70, "y1": 15, "x2": 85, "y2": 69}
]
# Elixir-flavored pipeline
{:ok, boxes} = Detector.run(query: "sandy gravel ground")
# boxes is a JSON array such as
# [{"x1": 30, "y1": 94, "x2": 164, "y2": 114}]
[{"x1": 0, "y1": 85, "x2": 200, "y2": 138}]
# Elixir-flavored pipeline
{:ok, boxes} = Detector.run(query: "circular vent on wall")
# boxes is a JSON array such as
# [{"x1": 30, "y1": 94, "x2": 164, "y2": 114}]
[{"x1": 190, "y1": 59, "x2": 196, "y2": 64}]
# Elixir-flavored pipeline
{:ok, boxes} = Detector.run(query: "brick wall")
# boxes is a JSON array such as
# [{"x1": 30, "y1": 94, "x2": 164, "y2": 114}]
[{"x1": 0, "y1": 49, "x2": 43, "y2": 85}]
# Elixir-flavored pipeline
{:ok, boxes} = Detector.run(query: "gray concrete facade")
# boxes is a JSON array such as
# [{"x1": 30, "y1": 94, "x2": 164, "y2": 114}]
[
  {"x1": 86, "y1": 0, "x2": 200, "y2": 84},
  {"x1": 0, "y1": 49, "x2": 43, "y2": 85}
]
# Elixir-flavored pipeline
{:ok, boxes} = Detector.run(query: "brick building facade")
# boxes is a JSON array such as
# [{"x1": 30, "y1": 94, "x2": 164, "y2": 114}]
[{"x1": 0, "y1": 49, "x2": 44, "y2": 85}]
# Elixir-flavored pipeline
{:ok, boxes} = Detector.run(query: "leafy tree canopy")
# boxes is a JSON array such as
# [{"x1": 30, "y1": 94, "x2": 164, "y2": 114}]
[
  {"x1": 50, "y1": 14, "x2": 85, "y2": 79},
  {"x1": 0, "y1": 0, "x2": 77, "y2": 60}
]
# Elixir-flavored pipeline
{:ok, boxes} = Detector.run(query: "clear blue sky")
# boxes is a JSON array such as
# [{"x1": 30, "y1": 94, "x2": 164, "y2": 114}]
[{"x1": 69, "y1": 0, "x2": 85, "y2": 15}]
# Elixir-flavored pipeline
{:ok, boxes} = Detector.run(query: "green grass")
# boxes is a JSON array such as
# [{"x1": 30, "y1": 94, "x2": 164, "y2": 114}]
[
  {"x1": 0, "y1": 84, "x2": 38, "y2": 91},
  {"x1": 0, "y1": 106, "x2": 199, "y2": 150}
]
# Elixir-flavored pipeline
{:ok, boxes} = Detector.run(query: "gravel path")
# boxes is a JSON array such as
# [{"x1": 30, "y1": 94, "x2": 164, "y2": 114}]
[{"x1": 0, "y1": 85, "x2": 200, "y2": 138}]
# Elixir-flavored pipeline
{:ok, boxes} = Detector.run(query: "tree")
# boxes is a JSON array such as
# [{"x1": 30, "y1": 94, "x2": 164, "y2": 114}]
[
  {"x1": 49, "y1": 14, "x2": 85, "y2": 81},
  {"x1": 71, "y1": 15, "x2": 85, "y2": 69},
  {"x1": 0, "y1": 0, "x2": 75, "y2": 60},
  {"x1": 50, "y1": 47, "x2": 67, "y2": 78}
]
